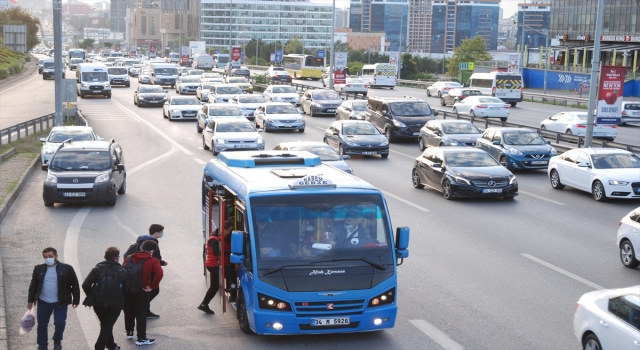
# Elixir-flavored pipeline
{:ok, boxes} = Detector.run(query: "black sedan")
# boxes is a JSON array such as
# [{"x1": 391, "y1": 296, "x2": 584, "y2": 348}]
[
  {"x1": 323, "y1": 120, "x2": 389, "y2": 158},
  {"x1": 134, "y1": 85, "x2": 168, "y2": 107},
  {"x1": 412, "y1": 147, "x2": 518, "y2": 200},
  {"x1": 268, "y1": 71, "x2": 293, "y2": 83}
]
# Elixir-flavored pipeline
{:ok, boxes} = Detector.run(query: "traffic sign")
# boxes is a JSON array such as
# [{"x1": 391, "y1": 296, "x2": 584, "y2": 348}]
[
  {"x1": 317, "y1": 50, "x2": 325, "y2": 58},
  {"x1": 459, "y1": 62, "x2": 474, "y2": 71}
]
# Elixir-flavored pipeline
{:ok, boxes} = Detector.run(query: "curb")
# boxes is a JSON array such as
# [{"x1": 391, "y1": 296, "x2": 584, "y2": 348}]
[
  {"x1": 0, "y1": 154, "x2": 38, "y2": 227},
  {"x1": 0, "y1": 149, "x2": 16, "y2": 164}
]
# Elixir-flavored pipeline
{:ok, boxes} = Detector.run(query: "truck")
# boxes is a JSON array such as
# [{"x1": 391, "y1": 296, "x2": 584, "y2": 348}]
[{"x1": 202, "y1": 150, "x2": 410, "y2": 335}]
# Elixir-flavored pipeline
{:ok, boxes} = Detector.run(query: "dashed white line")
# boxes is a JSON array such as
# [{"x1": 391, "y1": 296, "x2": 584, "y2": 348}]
[
  {"x1": 410, "y1": 319, "x2": 465, "y2": 350},
  {"x1": 194, "y1": 158, "x2": 207, "y2": 165},
  {"x1": 390, "y1": 149, "x2": 417, "y2": 159},
  {"x1": 380, "y1": 189, "x2": 429, "y2": 212},
  {"x1": 522, "y1": 254, "x2": 605, "y2": 290},
  {"x1": 0, "y1": 69, "x2": 40, "y2": 93},
  {"x1": 518, "y1": 190, "x2": 566, "y2": 205}
]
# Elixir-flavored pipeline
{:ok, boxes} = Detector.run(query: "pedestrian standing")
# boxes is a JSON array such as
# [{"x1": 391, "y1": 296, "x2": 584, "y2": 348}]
[
  {"x1": 82, "y1": 246, "x2": 127, "y2": 350},
  {"x1": 28, "y1": 247, "x2": 80, "y2": 350},
  {"x1": 123, "y1": 240, "x2": 163, "y2": 346}
]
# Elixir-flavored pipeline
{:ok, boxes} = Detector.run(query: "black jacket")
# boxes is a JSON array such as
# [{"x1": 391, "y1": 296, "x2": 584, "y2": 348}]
[
  {"x1": 82, "y1": 260, "x2": 127, "y2": 308},
  {"x1": 135, "y1": 235, "x2": 166, "y2": 266},
  {"x1": 28, "y1": 262, "x2": 80, "y2": 306}
]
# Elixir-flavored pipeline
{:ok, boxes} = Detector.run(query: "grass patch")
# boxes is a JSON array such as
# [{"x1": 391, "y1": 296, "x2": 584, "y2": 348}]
[
  {"x1": 0, "y1": 46, "x2": 28, "y2": 79},
  {"x1": 0, "y1": 129, "x2": 49, "y2": 154},
  {"x1": 525, "y1": 98, "x2": 588, "y2": 109}
]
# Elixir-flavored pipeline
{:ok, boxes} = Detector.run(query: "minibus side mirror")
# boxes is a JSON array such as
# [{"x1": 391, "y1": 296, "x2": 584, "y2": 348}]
[
  {"x1": 230, "y1": 231, "x2": 245, "y2": 264},
  {"x1": 395, "y1": 227, "x2": 410, "y2": 261}
]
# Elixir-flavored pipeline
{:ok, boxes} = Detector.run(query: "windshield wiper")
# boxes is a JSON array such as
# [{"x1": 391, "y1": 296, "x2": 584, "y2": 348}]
[
  {"x1": 263, "y1": 263, "x2": 315, "y2": 276},
  {"x1": 318, "y1": 258, "x2": 387, "y2": 271}
]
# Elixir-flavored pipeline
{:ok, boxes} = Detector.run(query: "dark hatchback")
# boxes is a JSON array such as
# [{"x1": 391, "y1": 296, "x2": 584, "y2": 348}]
[
  {"x1": 324, "y1": 120, "x2": 389, "y2": 158},
  {"x1": 475, "y1": 127, "x2": 558, "y2": 170},
  {"x1": 412, "y1": 147, "x2": 518, "y2": 200},
  {"x1": 269, "y1": 71, "x2": 293, "y2": 83},
  {"x1": 134, "y1": 85, "x2": 168, "y2": 107},
  {"x1": 366, "y1": 97, "x2": 438, "y2": 142}
]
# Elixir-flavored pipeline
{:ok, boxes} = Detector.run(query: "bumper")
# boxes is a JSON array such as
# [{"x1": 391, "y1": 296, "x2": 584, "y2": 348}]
[
  {"x1": 43, "y1": 182, "x2": 112, "y2": 204},
  {"x1": 155, "y1": 79, "x2": 176, "y2": 86},
  {"x1": 272, "y1": 98, "x2": 300, "y2": 105},
  {"x1": 139, "y1": 77, "x2": 150, "y2": 83},
  {"x1": 138, "y1": 99, "x2": 167, "y2": 106},
  {"x1": 310, "y1": 107, "x2": 338, "y2": 115},
  {"x1": 216, "y1": 143, "x2": 264, "y2": 153},
  {"x1": 80, "y1": 88, "x2": 112, "y2": 96},
  {"x1": 343, "y1": 145, "x2": 389, "y2": 156},
  {"x1": 169, "y1": 111, "x2": 198, "y2": 120},
  {"x1": 505, "y1": 156, "x2": 552, "y2": 170},
  {"x1": 199, "y1": 95, "x2": 209, "y2": 102},
  {"x1": 342, "y1": 88, "x2": 368, "y2": 94},
  {"x1": 472, "y1": 111, "x2": 510, "y2": 118},
  {"x1": 605, "y1": 183, "x2": 640, "y2": 198},
  {"x1": 392, "y1": 127, "x2": 421, "y2": 139},
  {"x1": 265, "y1": 120, "x2": 305, "y2": 130},
  {"x1": 449, "y1": 182, "x2": 519, "y2": 198},
  {"x1": 110, "y1": 79, "x2": 130, "y2": 86},
  {"x1": 179, "y1": 87, "x2": 198, "y2": 94}
]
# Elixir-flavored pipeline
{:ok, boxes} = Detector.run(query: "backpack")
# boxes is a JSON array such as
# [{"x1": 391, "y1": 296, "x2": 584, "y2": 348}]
[
  {"x1": 123, "y1": 242, "x2": 140, "y2": 260},
  {"x1": 93, "y1": 266, "x2": 124, "y2": 307},
  {"x1": 122, "y1": 258, "x2": 149, "y2": 293}
]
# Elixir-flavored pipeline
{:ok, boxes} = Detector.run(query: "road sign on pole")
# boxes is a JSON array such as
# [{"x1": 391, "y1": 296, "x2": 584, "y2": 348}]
[{"x1": 459, "y1": 62, "x2": 475, "y2": 71}]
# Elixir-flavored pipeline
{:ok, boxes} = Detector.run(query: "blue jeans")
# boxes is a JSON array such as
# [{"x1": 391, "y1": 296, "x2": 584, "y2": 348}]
[{"x1": 37, "y1": 300, "x2": 68, "y2": 348}]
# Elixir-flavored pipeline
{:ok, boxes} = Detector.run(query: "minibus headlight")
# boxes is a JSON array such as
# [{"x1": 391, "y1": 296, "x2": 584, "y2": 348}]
[
  {"x1": 258, "y1": 293, "x2": 291, "y2": 312},
  {"x1": 367, "y1": 288, "x2": 395, "y2": 308}
]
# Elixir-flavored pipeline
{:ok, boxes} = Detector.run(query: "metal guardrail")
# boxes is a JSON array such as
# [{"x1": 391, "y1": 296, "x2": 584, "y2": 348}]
[
  {"x1": 523, "y1": 92, "x2": 589, "y2": 107},
  {"x1": 0, "y1": 112, "x2": 87, "y2": 148}
]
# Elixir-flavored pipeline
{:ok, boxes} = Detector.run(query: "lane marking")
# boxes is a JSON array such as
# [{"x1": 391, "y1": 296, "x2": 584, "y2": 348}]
[
  {"x1": 194, "y1": 158, "x2": 207, "y2": 165},
  {"x1": 380, "y1": 189, "x2": 429, "y2": 212},
  {"x1": 315, "y1": 126, "x2": 326, "y2": 131},
  {"x1": 127, "y1": 145, "x2": 178, "y2": 176},
  {"x1": 111, "y1": 99, "x2": 194, "y2": 156},
  {"x1": 390, "y1": 149, "x2": 416, "y2": 159},
  {"x1": 410, "y1": 319, "x2": 465, "y2": 350},
  {"x1": 522, "y1": 254, "x2": 605, "y2": 290},
  {"x1": 518, "y1": 190, "x2": 566, "y2": 206}
]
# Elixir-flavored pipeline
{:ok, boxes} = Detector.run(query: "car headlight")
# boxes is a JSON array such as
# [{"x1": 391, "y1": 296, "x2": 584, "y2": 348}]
[
  {"x1": 202, "y1": 92, "x2": 209, "y2": 96},
  {"x1": 609, "y1": 180, "x2": 629, "y2": 186},
  {"x1": 257, "y1": 138, "x2": 264, "y2": 144},
  {"x1": 509, "y1": 175, "x2": 517, "y2": 185},
  {"x1": 162, "y1": 96, "x2": 167, "y2": 100},
  {"x1": 45, "y1": 174, "x2": 57, "y2": 184},
  {"x1": 258, "y1": 293, "x2": 292, "y2": 312},
  {"x1": 138, "y1": 96, "x2": 146, "y2": 100},
  {"x1": 344, "y1": 140, "x2": 359, "y2": 146},
  {"x1": 124, "y1": 76, "x2": 129, "y2": 81},
  {"x1": 443, "y1": 137, "x2": 460, "y2": 146},
  {"x1": 453, "y1": 176, "x2": 470, "y2": 185},
  {"x1": 95, "y1": 173, "x2": 110, "y2": 184},
  {"x1": 312, "y1": 102, "x2": 322, "y2": 107},
  {"x1": 266, "y1": 118, "x2": 275, "y2": 123},
  {"x1": 82, "y1": 83, "x2": 88, "y2": 87},
  {"x1": 549, "y1": 147, "x2": 558, "y2": 156},
  {"x1": 216, "y1": 138, "x2": 226, "y2": 144},
  {"x1": 44, "y1": 147, "x2": 56, "y2": 154},
  {"x1": 508, "y1": 147, "x2": 523, "y2": 156},
  {"x1": 272, "y1": 97, "x2": 282, "y2": 101},
  {"x1": 393, "y1": 120, "x2": 406, "y2": 128},
  {"x1": 170, "y1": 109, "x2": 181, "y2": 113},
  {"x1": 367, "y1": 288, "x2": 395, "y2": 308},
  {"x1": 379, "y1": 139, "x2": 389, "y2": 146},
  {"x1": 297, "y1": 117, "x2": 304, "y2": 122}
]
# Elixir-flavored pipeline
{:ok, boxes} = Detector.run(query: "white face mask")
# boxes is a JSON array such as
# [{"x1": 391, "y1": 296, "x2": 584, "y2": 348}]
[
  {"x1": 44, "y1": 258, "x2": 55, "y2": 266},
  {"x1": 306, "y1": 226, "x2": 314, "y2": 232},
  {"x1": 157, "y1": 232, "x2": 164, "y2": 239},
  {"x1": 344, "y1": 224, "x2": 353, "y2": 230}
]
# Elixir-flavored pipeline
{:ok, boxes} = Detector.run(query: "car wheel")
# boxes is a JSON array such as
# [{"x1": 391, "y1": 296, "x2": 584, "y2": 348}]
[
  {"x1": 510, "y1": 102, "x2": 517, "y2": 107},
  {"x1": 310, "y1": 108, "x2": 315, "y2": 118},
  {"x1": 106, "y1": 94, "x2": 111, "y2": 99},
  {"x1": 264, "y1": 122, "x2": 270, "y2": 132},
  {"x1": 44, "y1": 202, "x2": 54, "y2": 207},
  {"x1": 381, "y1": 153, "x2": 389, "y2": 158},
  {"x1": 196, "y1": 121, "x2": 203, "y2": 133},
  {"x1": 470, "y1": 110, "x2": 476, "y2": 118},
  {"x1": 620, "y1": 239, "x2": 640, "y2": 268},
  {"x1": 426, "y1": 89, "x2": 431, "y2": 97},
  {"x1": 338, "y1": 145, "x2": 344, "y2": 156},
  {"x1": 499, "y1": 155, "x2": 510, "y2": 170},
  {"x1": 440, "y1": 97, "x2": 446, "y2": 106},
  {"x1": 566, "y1": 129, "x2": 573, "y2": 135},
  {"x1": 105, "y1": 187, "x2": 117, "y2": 206},
  {"x1": 385, "y1": 127, "x2": 396, "y2": 143},
  {"x1": 299, "y1": 128, "x2": 305, "y2": 133},
  {"x1": 503, "y1": 195, "x2": 515, "y2": 200},
  {"x1": 418, "y1": 137, "x2": 426, "y2": 151},
  {"x1": 452, "y1": 107, "x2": 458, "y2": 114},
  {"x1": 41, "y1": 164, "x2": 47, "y2": 171},
  {"x1": 163, "y1": 110, "x2": 167, "y2": 119},
  {"x1": 442, "y1": 180, "x2": 453, "y2": 200},
  {"x1": 237, "y1": 296, "x2": 252, "y2": 334},
  {"x1": 437, "y1": 91, "x2": 442, "y2": 98},
  {"x1": 80, "y1": 93, "x2": 85, "y2": 99},
  {"x1": 549, "y1": 169, "x2": 565, "y2": 189},
  {"x1": 583, "y1": 333, "x2": 602, "y2": 350},
  {"x1": 500, "y1": 117, "x2": 507, "y2": 122},
  {"x1": 540, "y1": 125, "x2": 546, "y2": 130},
  {"x1": 592, "y1": 180, "x2": 608, "y2": 202},
  {"x1": 203, "y1": 136, "x2": 210, "y2": 150},
  {"x1": 212, "y1": 142, "x2": 219, "y2": 156},
  {"x1": 412, "y1": 169, "x2": 424, "y2": 189},
  {"x1": 117, "y1": 177, "x2": 127, "y2": 194}
]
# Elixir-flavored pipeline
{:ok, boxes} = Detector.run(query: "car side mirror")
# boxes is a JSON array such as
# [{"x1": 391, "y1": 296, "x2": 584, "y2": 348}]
[
  {"x1": 116, "y1": 164, "x2": 125, "y2": 171},
  {"x1": 431, "y1": 163, "x2": 442, "y2": 168},
  {"x1": 40, "y1": 138, "x2": 46, "y2": 142},
  {"x1": 433, "y1": 110, "x2": 439, "y2": 116},
  {"x1": 500, "y1": 161, "x2": 508, "y2": 167},
  {"x1": 342, "y1": 155, "x2": 350, "y2": 160},
  {"x1": 433, "y1": 130, "x2": 441, "y2": 136},
  {"x1": 546, "y1": 140, "x2": 551, "y2": 145},
  {"x1": 493, "y1": 141, "x2": 500, "y2": 145},
  {"x1": 164, "y1": 102, "x2": 168, "y2": 105},
  {"x1": 333, "y1": 131, "x2": 339, "y2": 135},
  {"x1": 97, "y1": 137, "x2": 104, "y2": 141},
  {"x1": 395, "y1": 226, "x2": 410, "y2": 250},
  {"x1": 577, "y1": 162, "x2": 590, "y2": 168},
  {"x1": 230, "y1": 231, "x2": 245, "y2": 263}
]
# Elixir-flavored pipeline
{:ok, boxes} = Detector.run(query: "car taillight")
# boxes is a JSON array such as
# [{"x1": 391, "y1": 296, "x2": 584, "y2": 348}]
[
  {"x1": 521, "y1": 87, "x2": 524, "y2": 96},
  {"x1": 607, "y1": 124, "x2": 618, "y2": 128},
  {"x1": 619, "y1": 221, "x2": 622, "y2": 228},
  {"x1": 477, "y1": 104, "x2": 488, "y2": 108},
  {"x1": 345, "y1": 84, "x2": 351, "y2": 87},
  {"x1": 504, "y1": 104, "x2": 510, "y2": 109},
  {"x1": 576, "y1": 124, "x2": 586, "y2": 128},
  {"x1": 443, "y1": 87, "x2": 450, "y2": 90},
  {"x1": 575, "y1": 302, "x2": 580, "y2": 313},
  {"x1": 492, "y1": 87, "x2": 496, "y2": 96},
  {"x1": 460, "y1": 95, "x2": 466, "y2": 99}
]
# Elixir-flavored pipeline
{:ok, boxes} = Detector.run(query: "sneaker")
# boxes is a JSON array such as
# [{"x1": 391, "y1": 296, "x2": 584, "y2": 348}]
[
  {"x1": 53, "y1": 341, "x2": 62, "y2": 350},
  {"x1": 135, "y1": 338, "x2": 156, "y2": 346},
  {"x1": 146, "y1": 311, "x2": 160, "y2": 319},
  {"x1": 197, "y1": 304, "x2": 215, "y2": 314},
  {"x1": 108, "y1": 344, "x2": 121, "y2": 350},
  {"x1": 125, "y1": 331, "x2": 134, "y2": 340}
]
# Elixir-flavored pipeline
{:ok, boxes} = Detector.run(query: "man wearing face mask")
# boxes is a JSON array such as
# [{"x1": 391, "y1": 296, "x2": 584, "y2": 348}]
[
  {"x1": 336, "y1": 211, "x2": 371, "y2": 247},
  {"x1": 132, "y1": 224, "x2": 166, "y2": 319},
  {"x1": 28, "y1": 247, "x2": 80, "y2": 350}
]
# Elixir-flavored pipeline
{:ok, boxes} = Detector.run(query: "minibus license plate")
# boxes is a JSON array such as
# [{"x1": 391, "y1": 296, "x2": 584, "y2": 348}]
[
  {"x1": 482, "y1": 188, "x2": 502, "y2": 193},
  {"x1": 63, "y1": 192, "x2": 86, "y2": 197},
  {"x1": 311, "y1": 317, "x2": 350, "y2": 326}
]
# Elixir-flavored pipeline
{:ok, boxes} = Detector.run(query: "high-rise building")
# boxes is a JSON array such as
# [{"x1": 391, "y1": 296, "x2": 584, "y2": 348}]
[
  {"x1": 335, "y1": 8, "x2": 350, "y2": 29},
  {"x1": 349, "y1": 0, "x2": 362, "y2": 31},
  {"x1": 516, "y1": 2, "x2": 550, "y2": 49},
  {"x1": 349, "y1": 0, "x2": 408, "y2": 52},
  {"x1": 430, "y1": 0, "x2": 500, "y2": 53},
  {"x1": 200, "y1": 0, "x2": 333, "y2": 50},
  {"x1": 110, "y1": 0, "x2": 128, "y2": 33},
  {"x1": 408, "y1": 0, "x2": 432, "y2": 53}
]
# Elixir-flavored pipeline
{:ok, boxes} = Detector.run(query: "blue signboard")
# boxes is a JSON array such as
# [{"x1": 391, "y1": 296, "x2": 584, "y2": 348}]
[
  {"x1": 275, "y1": 49, "x2": 282, "y2": 63},
  {"x1": 596, "y1": 117, "x2": 622, "y2": 125},
  {"x1": 317, "y1": 50, "x2": 325, "y2": 58}
]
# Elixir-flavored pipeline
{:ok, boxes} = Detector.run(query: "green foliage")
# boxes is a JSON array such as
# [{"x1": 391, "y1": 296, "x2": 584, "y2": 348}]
[
  {"x1": 0, "y1": 46, "x2": 27, "y2": 80},
  {"x1": 348, "y1": 61, "x2": 363, "y2": 75},
  {"x1": 79, "y1": 38, "x2": 95, "y2": 50},
  {"x1": 284, "y1": 38, "x2": 304, "y2": 55},
  {"x1": 0, "y1": 7, "x2": 41, "y2": 50},
  {"x1": 400, "y1": 53, "x2": 418, "y2": 79},
  {"x1": 446, "y1": 36, "x2": 492, "y2": 77},
  {"x1": 103, "y1": 42, "x2": 112, "y2": 48},
  {"x1": 253, "y1": 74, "x2": 268, "y2": 84}
]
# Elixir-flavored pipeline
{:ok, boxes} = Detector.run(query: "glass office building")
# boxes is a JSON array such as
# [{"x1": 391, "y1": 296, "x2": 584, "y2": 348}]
[
  {"x1": 201, "y1": 0, "x2": 333, "y2": 50},
  {"x1": 370, "y1": 0, "x2": 408, "y2": 52},
  {"x1": 517, "y1": 2, "x2": 550, "y2": 49},
  {"x1": 350, "y1": 0, "x2": 363, "y2": 32},
  {"x1": 430, "y1": 0, "x2": 500, "y2": 54}
]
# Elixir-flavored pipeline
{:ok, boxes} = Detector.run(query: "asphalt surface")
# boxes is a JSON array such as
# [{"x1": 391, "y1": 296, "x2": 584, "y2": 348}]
[{"x1": 0, "y1": 68, "x2": 639, "y2": 350}]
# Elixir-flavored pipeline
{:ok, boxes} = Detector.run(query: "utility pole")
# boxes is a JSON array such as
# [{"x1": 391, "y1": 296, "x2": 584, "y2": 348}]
[
  {"x1": 178, "y1": 0, "x2": 183, "y2": 60},
  {"x1": 585, "y1": 0, "x2": 604, "y2": 147},
  {"x1": 519, "y1": 0, "x2": 527, "y2": 74},
  {"x1": 329, "y1": 0, "x2": 335, "y2": 89},
  {"x1": 228, "y1": 0, "x2": 233, "y2": 76},
  {"x1": 53, "y1": 0, "x2": 63, "y2": 126}
]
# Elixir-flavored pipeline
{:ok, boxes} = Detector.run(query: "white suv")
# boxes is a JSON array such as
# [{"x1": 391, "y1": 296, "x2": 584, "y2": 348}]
[{"x1": 40, "y1": 126, "x2": 103, "y2": 170}]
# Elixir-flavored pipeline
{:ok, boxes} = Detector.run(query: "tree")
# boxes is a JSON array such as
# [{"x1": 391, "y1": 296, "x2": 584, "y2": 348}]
[
  {"x1": 79, "y1": 38, "x2": 95, "y2": 50},
  {"x1": 284, "y1": 38, "x2": 304, "y2": 55},
  {"x1": 0, "y1": 7, "x2": 41, "y2": 50},
  {"x1": 103, "y1": 42, "x2": 112, "y2": 48},
  {"x1": 446, "y1": 36, "x2": 492, "y2": 77},
  {"x1": 400, "y1": 53, "x2": 418, "y2": 79}
]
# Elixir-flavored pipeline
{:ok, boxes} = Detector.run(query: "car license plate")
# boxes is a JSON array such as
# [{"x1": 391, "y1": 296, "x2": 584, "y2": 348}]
[
  {"x1": 234, "y1": 145, "x2": 251, "y2": 148},
  {"x1": 482, "y1": 188, "x2": 502, "y2": 193},
  {"x1": 63, "y1": 192, "x2": 86, "y2": 197},
  {"x1": 594, "y1": 132, "x2": 604, "y2": 136},
  {"x1": 93, "y1": 91, "x2": 101, "y2": 93},
  {"x1": 413, "y1": 132, "x2": 420, "y2": 135},
  {"x1": 310, "y1": 317, "x2": 350, "y2": 326},
  {"x1": 327, "y1": 109, "x2": 336, "y2": 113},
  {"x1": 531, "y1": 160, "x2": 548, "y2": 165},
  {"x1": 362, "y1": 151, "x2": 376, "y2": 155},
  {"x1": 490, "y1": 107, "x2": 502, "y2": 110},
  {"x1": 496, "y1": 93, "x2": 506, "y2": 96},
  {"x1": 285, "y1": 124, "x2": 292, "y2": 127}
]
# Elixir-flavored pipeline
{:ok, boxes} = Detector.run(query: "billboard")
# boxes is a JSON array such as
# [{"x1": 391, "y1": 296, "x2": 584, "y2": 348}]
[
  {"x1": 150, "y1": 44, "x2": 157, "y2": 58},
  {"x1": 388, "y1": 52, "x2": 398, "y2": 66},
  {"x1": 2, "y1": 25, "x2": 27, "y2": 53},
  {"x1": 231, "y1": 46, "x2": 242, "y2": 69},
  {"x1": 596, "y1": 66, "x2": 626, "y2": 125},
  {"x1": 275, "y1": 49, "x2": 283, "y2": 63},
  {"x1": 270, "y1": 53, "x2": 275, "y2": 63},
  {"x1": 181, "y1": 46, "x2": 190, "y2": 65},
  {"x1": 508, "y1": 53, "x2": 520, "y2": 73},
  {"x1": 334, "y1": 52, "x2": 348, "y2": 84}
]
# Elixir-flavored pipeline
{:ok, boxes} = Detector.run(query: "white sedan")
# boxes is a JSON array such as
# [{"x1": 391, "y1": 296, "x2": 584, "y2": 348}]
[
  {"x1": 573, "y1": 285, "x2": 640, "y2": 350},
  {"x1": 548, "y1": 148, "x2": 640, "y2": 201},
  {"x1": 333, "y1": 78, "x2": 369, "y2": 96},
  {"x1": 162, "y1": 96, "x2": 202, "y2": 121},
  {"x1": 426, "y1": 81, "x2": 463, "y2": 97},
  {"x1": 202, "y1": 118, "x2": 264, "y2": 156},
  {"x1": 618, "y1": 206, "x2": 640, "y2": 268},
  {"x1": 452, "y1": 96, "x2": 510, "y2": 121},
  {"x1": 540, "y1": 111, "x2": 618, "y2": 141}
]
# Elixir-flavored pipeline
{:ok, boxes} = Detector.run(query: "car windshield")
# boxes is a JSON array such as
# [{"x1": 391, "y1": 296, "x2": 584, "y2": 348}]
[
  {"x1": 124, "y1": 60, "x2": 139, "y2": 66},
  {"x1": 47, "y1": 130, "x2": 94, "y2": 142},
  {"x1": 592, "y1": 154, "x2": 640, "y2": 169},
  {"x1": 228, "y1": 78, "x2": 248, "y2": 83},
  {"x1": 209, "y1": 106, "x2": 242, "y2": 116},
  {"x1": 266, "y1": 104, "x2": 298, "y2": 114},
  {"x1": 140, "y1": 69, "x2": 150, "y2": 75},
  {"x1": 43, "y1": 62, "x2": 55, "y2": 68},
  {"x1": 239, "y1": 95, "x2": 266, "y2": 103},
  {"x1": 343, "y1": 123, "x2": 379, "y2": 135},
  {"x1": 445, "y1": 83, "x2": 462, "y2": 87},
  {"x1": 201, "y1": 83, "x2": 213, "y2": 90},
  {"x1": 444, "y1": 152, "x2": 499, "y2": 167},
  {"x1": 274, "y1": 71, "x2": 290, "y2": 76},
  {"x1": 155, "y1": 68, "x2": 178, "y2": 75},
  {"x1": 477, "y1": 97, "x2": 504, "y2": 104},
  {"x1": 312, "y1": 91, "x2": 341, "y2": 100},
  {"x1": 108, "y1": 68, "x2": 127, "y2": 75},
  {"x1": 139, "y1": 86, "x2": 164, "y2": 93},
  {"x1": 624, "y1": 103, "x2": 640, "y2": 110},
  {"x1": 216, "y1": 86, "x2": 243, "y2": 94},
  {"x1": 503, "y1": 132, "x2": 546, "y2": 145},
  {"x1": 289, "y1": 146, "x2": 341, "y2": 161},
  {"x1": 463, "y1": 90, "x2": 483, "y2": 95},
  {"x1": 133, "y1": 64, "x2": 142, "y2": 68},
  {"x1": 71, "y1": 59, "x2": 83, "y2": 63},
  {"x1": 351, "y1": 102, "x2": 367, "y2": 111},
  {"x1": 346, "y1": 78, "x2": 365, "y2": 84},
  {"x1": 50, "y1": 151, "x2": 111, "y2": 171},
  {"x1": 81, "y1": 72, "x2": 109, "y2": 81},
  {"x1": 189, "y1": 70, "x2": 205, "y2": 75},
  {"x1": 171, "y1": 98, "x2": 200, "y2": 105},
  {"x1": 442, "y1": 123, "x2": 481, "y2": 134},
  {"x1": 272, "y1": 86, "x2": 296, "y2": 94},
  {"x1": 216, "y1": 122, "x2": 256, "y2": 132},
  {"x1": 252, "y1": 194, "x2": 393, "y2": 273},
  {"x1": 389, "y1": 101, "x2": 433, "y2": 117},
  {"x1": 181, "y1": 77, "x2": 200, "y2": 83}
]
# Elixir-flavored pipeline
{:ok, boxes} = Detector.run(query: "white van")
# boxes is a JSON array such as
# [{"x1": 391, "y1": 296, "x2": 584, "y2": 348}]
[
  {"x1": 360, "y1": 63, "x2": 397, "y2": 89},
  {"x1": 76, "y1": 63, "x2": 112, "y2": 98},
  {"x1": 466, "y1": 72, "x2": 523, "y2": 107},
  {"x1": 107, "y1": 66, "x2": 130, "y2": 87},
  {"x1": 192, "y1": 54, "x2": 213, "y2": 70},
  {"x1": 168, "y1": 52, "x2": 180, "y2": 64},
  {"x1": 149, "y1": 62, "x2": 179, "y2": 87}
]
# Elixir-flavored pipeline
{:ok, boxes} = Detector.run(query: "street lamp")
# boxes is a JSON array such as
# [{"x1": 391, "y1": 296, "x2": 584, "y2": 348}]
[
  {"x1": 519, "y1": 0, "x2": 527, "y2": 74},
  {"x1": 516, "y1": 20, "x2": 549, "y2": 94}
]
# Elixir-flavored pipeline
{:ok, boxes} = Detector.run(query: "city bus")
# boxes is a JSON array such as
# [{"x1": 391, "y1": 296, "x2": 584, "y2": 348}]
[
  {"x1": 282, "y1": 54, "x2": 324, "y2": 80},
  {"x1": 201, "y1": 151, "x2": 410, "y2": 335},
  {"x1": 68, "y1": 48, "x2": 86, "y2": 61},
  {"x1": 212, "y1": 53, "x2": 229, "y2": 69}
]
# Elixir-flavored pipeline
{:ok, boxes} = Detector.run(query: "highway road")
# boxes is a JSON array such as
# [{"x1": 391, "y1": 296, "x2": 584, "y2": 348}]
[{"x1": 1, "y1": 71, "x2": 638, "y2": 349}]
